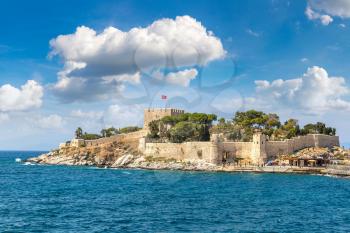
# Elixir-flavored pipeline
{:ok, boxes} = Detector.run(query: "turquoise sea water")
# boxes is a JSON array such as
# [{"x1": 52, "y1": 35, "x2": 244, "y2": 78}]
[{"x1": 1, "y1": 151, "x2": 350, "y2": 232}]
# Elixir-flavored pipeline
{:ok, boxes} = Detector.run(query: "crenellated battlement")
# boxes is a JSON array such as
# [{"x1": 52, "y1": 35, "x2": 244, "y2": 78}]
[
  {"x1": 143, "y1": 108, "x2": 185, "y2": 129},
  {"x1": 140, "y1": 132, "x2": 340, "y2": 165},
  {"x1": 59, "y1": 108, "x2": 341, "y2": 166},
  {"x1": 144, "y1": 108, "x2": 184, "y2": 113}
]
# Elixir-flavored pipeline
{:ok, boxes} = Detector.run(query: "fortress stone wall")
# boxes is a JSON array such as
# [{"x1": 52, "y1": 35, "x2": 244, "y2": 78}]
[
  {"x1": 84, "y1": 130, "x2": 148, "y2": 147},
  {"x1": 265, "y1": 134, "x2": 340, "y2": 158},
  {"x1": 61, "y1": 130, "x2": 148, "y2": 149},
  {"x1": 143, "y1": 108, "x2": 184, "y2": 129},
  {"x1": 61, "y1": 108, "x2": 340, "y2": 165},
  {"x1": 139, "y1": 133, "x2": 340, "y2": 165},
  {"x1": 139, "y1": 140, "x2": 216, "y2": 163}
]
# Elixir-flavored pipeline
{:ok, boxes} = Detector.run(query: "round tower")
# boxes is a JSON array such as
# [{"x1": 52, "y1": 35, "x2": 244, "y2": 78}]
[
  {"x1": 209, "y1": 134, "x2": 222, "y2": 165},
  {"x1": 251, "y1": 132, "x2": 267, "y2": 165}
]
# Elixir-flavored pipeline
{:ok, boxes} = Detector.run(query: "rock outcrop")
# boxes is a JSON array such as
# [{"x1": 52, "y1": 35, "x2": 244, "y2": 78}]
[
  {"x1": 279, "y1": 146, "x2": 350, "y2": 162},
  {"x1": 26, "y1": 141, "x2": 219, "y2": 171},
  {"x1": 26, "y1": 141, "x2": 350, "y2": 176}
]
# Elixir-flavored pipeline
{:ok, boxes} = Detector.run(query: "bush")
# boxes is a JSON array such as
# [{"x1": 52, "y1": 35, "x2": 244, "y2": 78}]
[
  {"x1": 82, "y1": 133, "x2": 101, "y2": 140},
  {"x1": 119, "y1": 126, "x2": 141, "y2": 134}
]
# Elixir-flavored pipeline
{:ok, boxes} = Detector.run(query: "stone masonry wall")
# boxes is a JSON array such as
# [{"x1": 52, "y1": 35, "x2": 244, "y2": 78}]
[
  {"x1": 142, "y1": 141, "x2": 213, "y2": 162},
  {"x1": 143, "y1": 108, "x2": 184, "y2": 129},
  {"x1": 265, "y1": 134, "x2": 340, "y2": 159},
  {"x1": 85, "y1": 130, "x2": 148, "y2": 147},
  {"x1": 141, "y1": 134, "x2": 340, "y2": 165},
  {"x1": 221, "y1": 142, "x2": 253, "y2": 162}
]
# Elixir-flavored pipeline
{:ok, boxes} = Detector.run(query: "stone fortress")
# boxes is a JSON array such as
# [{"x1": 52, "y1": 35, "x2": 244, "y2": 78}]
[
  {"x1": 143, "y1": 108, "x2": 185, "y2": 129},
  {"x1": 65, "y1": 108, "x2": 340, "y2": 165}
]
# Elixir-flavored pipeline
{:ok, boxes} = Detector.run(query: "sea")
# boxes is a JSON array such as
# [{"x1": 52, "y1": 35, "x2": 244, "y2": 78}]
[{"x1": 1, "y1": 151, "x2": 350, "y2": 232}]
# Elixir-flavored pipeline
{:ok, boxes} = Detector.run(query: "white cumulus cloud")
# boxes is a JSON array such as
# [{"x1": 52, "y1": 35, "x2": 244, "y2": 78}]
[
  {"x1": 103, "y1": 104, "x2": 144, "y2": 128},
  {"x1": 49, "y1": 15, "x2": 226, "y2": 102},
  {"x1": 305, "y1": 5, "x2": 333, "y2": 25},
  {"x1": 306, "y1": 0, "x2": 350, "y2": 25},
  {"x1": 33, "y1": 114, "x2": 65, "y2": 129},
  {"x1": 0, "y1": 80, "x2": 43, "y2": 112},
  {"x1": 254, "y1": 66, "x2": 350, "y2": 113},
  {"x1": 153, "y1": 68, "x2": 198, "y2": 87},
  {"x1": 70, "y1": 109, "x2": 104, "y2": 119}
]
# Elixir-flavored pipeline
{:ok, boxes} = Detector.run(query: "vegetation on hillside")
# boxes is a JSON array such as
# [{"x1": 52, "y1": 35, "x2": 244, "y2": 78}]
[
  {"x1": 148, "y1": 110, "x2": 336, "y2": 143},
  {"x1": 75, "y1": 126, "x2": 141, "y2": 140},
  {"x1": 147, "y1": 113, "x2": 217, "y2": 143},
  {"x1": 211, "y1": 110, "x2": 336, "y2": 141}
]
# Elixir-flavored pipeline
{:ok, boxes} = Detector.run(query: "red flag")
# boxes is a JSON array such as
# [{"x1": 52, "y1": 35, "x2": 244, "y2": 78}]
[{"x1": 161, "y1": 95, "x2": 167, "y2": 100}]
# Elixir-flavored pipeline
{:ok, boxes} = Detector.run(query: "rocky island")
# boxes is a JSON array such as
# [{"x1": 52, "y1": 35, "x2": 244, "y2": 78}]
[{"x1": 27, "y1": 108, "x2": 350, "y2": 176}]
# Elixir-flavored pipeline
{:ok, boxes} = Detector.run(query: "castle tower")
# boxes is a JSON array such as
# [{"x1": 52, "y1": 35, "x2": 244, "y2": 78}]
[
  {"x1": 209, "y1": 134, "x2": 223, "y2": 165},
  {"x1": 143, "y1": 108, "x2": 185, "y2": 130},
  {"x1": 251, "y1": 132, "x2": 267, "y2": 165}
]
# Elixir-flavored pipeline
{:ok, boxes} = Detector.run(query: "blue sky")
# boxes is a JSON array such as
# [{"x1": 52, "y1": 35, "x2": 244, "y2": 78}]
[{"x1": 1, "y1": 0, "x2": 350, "y2": 150}]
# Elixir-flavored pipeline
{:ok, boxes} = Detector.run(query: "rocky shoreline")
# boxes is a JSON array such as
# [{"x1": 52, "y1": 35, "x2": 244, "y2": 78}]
[
  {"x1": 26, "y1": 146, "x2": 350, "y2": 177},
  {"x1": 26, "y1": 150, "x2": 220, "y2": 171}
]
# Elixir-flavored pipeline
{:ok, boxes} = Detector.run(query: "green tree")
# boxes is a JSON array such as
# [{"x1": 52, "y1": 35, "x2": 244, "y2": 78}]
[
  {"x1": 75, "y1": 127, "x2": 83, "y2": 139},
  {"x1": 82, "y1": 133, "x2": 101, "y2": 140},
  {"x1": 148, "y1": 120, "x2": 160, "y2": 138},
  {"x1": 119, "y1": 126, "x2": 141, "y2": 134},
  {"x1": 100, "y1": 129, "x2": 107, "y2": 137},
  {"x1": 282, "y1": 119, "x2": 300, "y2": 139},
  {"x1": 100, "y1": 127, "x2": 119, "y2": 137},
  {"x1": 169, "y1": 122, "x2": 196, "y2": 143},
  {"x1": 332, "y1": 128, "x2": 336, "y2": 136},
  {"x1": 316, "y1": 122, "x2": 326, "y2": 134},
  {"x1": 218, "y1": 117, "x2": 226, "y2": 125},
  {"x1": 233, "y1": 110, "x2": 268, "y2": 129},
  {"x1": 266, "y1": 113, "x2": 281, "y2": 129},
  {"x1": 189, "y1": 113, "x2": 217, "y2": 125}
]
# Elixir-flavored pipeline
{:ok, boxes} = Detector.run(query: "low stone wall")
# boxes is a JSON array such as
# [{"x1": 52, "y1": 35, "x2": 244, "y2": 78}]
[
  {"x1": 324, "y1": 165, "x2": 350, "y2": 176},
  {"x1": 85, "y1": 130, "x2": 148, "y2": 147},
  {"x1": 266, "y1": 134, "x2": 340, "y2": 158},
  {"x1": 315, "y1": 134, "x2": 340, "y2": 148}
]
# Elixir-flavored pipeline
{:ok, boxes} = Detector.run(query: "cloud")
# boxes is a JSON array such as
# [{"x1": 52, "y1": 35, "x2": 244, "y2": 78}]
[
  {"x1": 101, "y1": 73, "x2": 141, "y2": 85},
  {"x1": 103, "y1": 104, "x2": 144, "y2": 127},
  {"x1": 305, "y1": 5, "x2": 333, "y2": 25},
  {"x1": 210, "y1": 89, "x2": 243, "y2": 114},
  {"x1": 0, "y1": 80, "x2": 43, "y2": 112},
  {"x1": 58, "y1": 105, "x2": 143, "y2": 134},
  {"x1": 254, "y1": 66, "x2": 350, "y2": 113},
  {"x1": 49, "y1": 16, "x2": 226, "y2": 102},
  {"x1": 306, "y1": 0, "x2": 350, "y2": 25},
  {"x1": 0, "y1": 113, "x2": 9, "y2": 123},
  {"x1": 34, "y1": 114, "x2": 65, "y2": 129},
  {"x1": 246, "y1": 28, "x2": 260, "y2": 37},
  {"x1": 300, "y1": 57, "x2": 309, "y2": 63},
  {"x1": 153, "y1": 68, "x2": 198, "y2": 87},
  {"x1": 166, "y1": 69, "x2": 198, "y2": 87},
  {"x1": 70, "y1": 109, "x2": 104, "y2": 119}
]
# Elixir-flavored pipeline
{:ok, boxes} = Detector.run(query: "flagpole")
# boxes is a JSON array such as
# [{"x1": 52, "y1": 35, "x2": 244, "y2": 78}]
[{"x1": 161, "y1": 95, "x2": 167, "y2": 109}]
